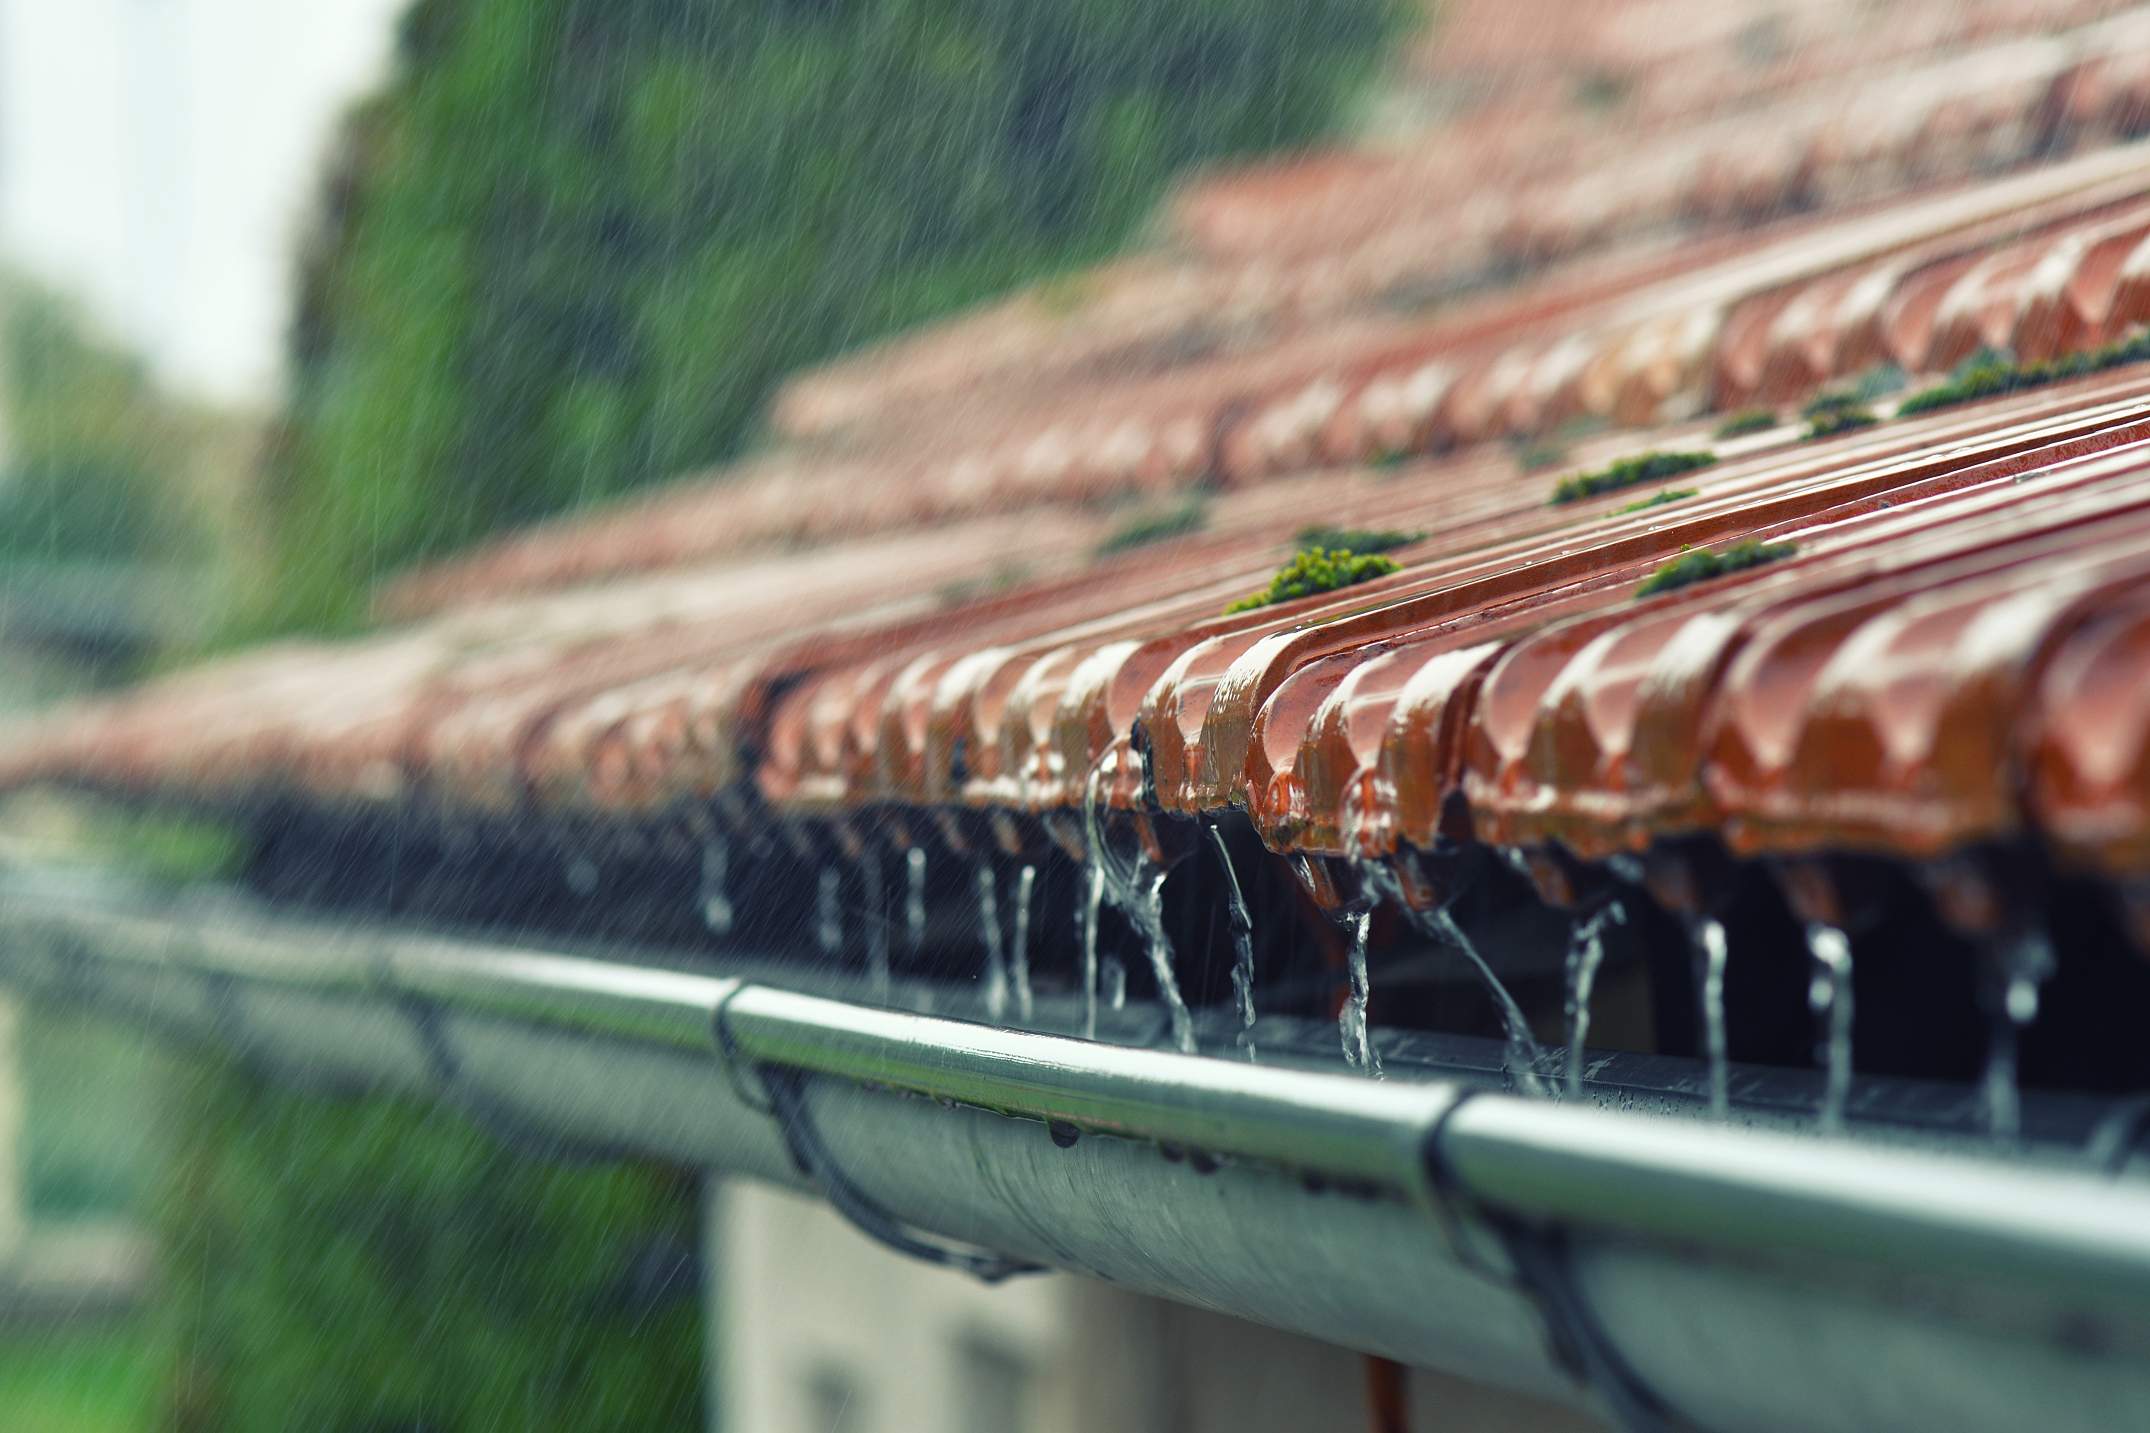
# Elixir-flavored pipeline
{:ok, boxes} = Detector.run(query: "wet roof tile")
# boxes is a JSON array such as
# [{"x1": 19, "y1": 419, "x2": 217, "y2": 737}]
[{"x1": 21, "y1": 11, "x2": 2150, "y2": 912}]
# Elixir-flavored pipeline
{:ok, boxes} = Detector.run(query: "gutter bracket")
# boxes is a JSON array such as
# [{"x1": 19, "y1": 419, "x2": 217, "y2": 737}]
[
  {"x1": 712, "y1": 987, "x2": 1042, "y2": 1284},
  {"x1": 375, "y1": 942, "x2": 641, "y2": 1165},
  {"x1": 759, "y1": 1067, "x2": 1045, "y2": 1285},
  {"x1": 1426, "y1": 1090, "x2": 1688, "y2": 1433}
]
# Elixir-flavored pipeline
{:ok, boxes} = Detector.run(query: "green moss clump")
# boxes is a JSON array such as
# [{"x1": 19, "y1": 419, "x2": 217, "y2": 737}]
[
  {"x1": 1617, "y1": 487, "x2": 1697, "y2": 514},
  {"x1": 1897, "y1": 331, "x2": 2150, "y2": 418},
  {"x1": 1226, "y1": 546, "x2": 1399, "y2": 614},
  {"x1": 1292, "y1": 524, "x2": 1424, "y2": 555},
  {"x1": 1096, "y1": 496, "x2": 1209, "y2": 556},
  {"x1": 1711, "y1": 408, "x2": 1777, "y2": 439},
  {"x1": 1805, "y1": 404, "x2": 1879, "y2": 440},
  {"x1": 1549, "y1": 450, "x2": 1717, "y2": 505},
  {"x1": 158, "y1": 1052, "x2": 705, "y2": 1432},
  {"x1": 1636, "y1": 539, "x2": 1797, "y2": 598}
]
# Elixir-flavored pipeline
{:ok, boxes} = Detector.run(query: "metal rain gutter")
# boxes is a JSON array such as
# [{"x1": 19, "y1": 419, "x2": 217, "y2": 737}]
[{"x1": 2, "y1": 865, "x2": 2148, "y2": 1432}]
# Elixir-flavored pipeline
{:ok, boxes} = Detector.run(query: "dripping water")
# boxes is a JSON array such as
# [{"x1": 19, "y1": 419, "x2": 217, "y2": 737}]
[
  {"x1": 816, "y1": 866, "x2": 843, "y2": 959},
  {"x1": 1010, "y1": 863, "x2": 1037, "y2": 1022},
  {"x1": 1805, "y1": 923, "x2": 1854, "y2": 1131},
  {"x1": 1102, "y1": 956, "x2": 1128, "y2": 1011},
  {"x1": 905, "y1": 846, "x2": 927, "y2": 953},
  {"x1": 1983, "y1": 929, "x2": 2054, "y2": 1140},
  {"x1": 863, "y1": 848, "x2": 891, "y2": 999},
  {"x1": 1081, "y1": 863, "x2": 1104, "y2": 1039},
  {"x1": 1207, "y1": 822, "x2": 1259, "y2": 1061},
  {"x1": 699, "y1": 839, "x2": 733, "y2": 936},
  {"x1": 1694, "y1": 917, "x2": 1731, "y2": 1118},
  {"x1": 1421, "y1": 902, "x2": 1549, "y2": 1096},
  {"x1": 975, "y1": 863, "x2": 1009, "y2": 1019},
  {"x1": 1139, "y1": 868, "x2": 1198, "y2": 1055},
  {"x1": 1563, "y1": 906, "x2": 1612, "y2": 1098},
  {"x1": 1340, "y1": 908, "x2": 1379, "y2": 1075},
  {"x1": 1082, "y1": 747, "x2": 1195, "y2": 1054}
]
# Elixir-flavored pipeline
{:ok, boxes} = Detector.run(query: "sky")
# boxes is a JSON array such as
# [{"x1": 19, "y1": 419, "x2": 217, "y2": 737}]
[{"x1": 0, "y1": 0, "x2": 408, "y2": 410}]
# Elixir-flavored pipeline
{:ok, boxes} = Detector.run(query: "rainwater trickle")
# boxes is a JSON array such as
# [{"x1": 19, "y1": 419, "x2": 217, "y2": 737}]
[
  {"x1": 816, "y1": 866, "x2": 843, "y2": 960},
  {"x1": 1564, "y1": 907, "x2": 1612, "y2": 1097},
  {"x1": 699, "y1": 839, "x2": 733, "y2": 936},
  {"x1": 1010, "y1": 863, "x2": 1037, "y2": 1022},
  {"x1": 1983, "y1": 929, "x2": 2054, "y2": 1140},
  {"x1": 1102, "y1": 956, "x2": 1128, "y2": 1011},
  {"x1": 1421, "y1": 899, "x2": 1549, "y2": 1096},
  {"x1": 1340, "y1": 908, "x2": 1379, "y2": 1075},
  {"x1": 1139, "y1": 868, "x2": 1198, "y2": 1054},
  {"x1": 1082, "y1": 747, "x2": 1195, "y2": 1053},
  {"x1": 1081, "y1": 863, "x2": 1105, "y2": 1039},
  {"x1": 863, "y1": 847, "x2": 891, "y2": 998},
  {"x1": 1694, "y1": 917, "x2": 1731, "y2": 1117},
  {"x1": 1805, "y1": 923, "x2": 1854, "y2": 1130},
  {"x1": 905, "y1": 846, "x2": 927, "y2": 953},
  {"x1": 975, "y1": 863, "x2": 1009, "y2": 1019},
  {"x1": 1207, "y1": 822, "x2": 1258, "y2": 1060}
]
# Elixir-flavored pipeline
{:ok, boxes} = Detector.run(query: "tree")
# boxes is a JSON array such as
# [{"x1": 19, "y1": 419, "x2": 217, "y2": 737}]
[{"x1": 259, "y1": 0, "x2": 1405, "y2": 630}]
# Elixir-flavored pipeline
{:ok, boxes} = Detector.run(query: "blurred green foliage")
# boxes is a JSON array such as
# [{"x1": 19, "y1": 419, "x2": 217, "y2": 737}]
[
  {"x1": 261, "y1": 0, "x2": 1406, "y2": 631},
  {"x1": 158, "y1": 1054, "x2": 705, "y2": 1432},
  {"x1": 1096, "y1": 495, "x2": 1211, "y2": 555},
  {"x1": 0, "y1": 288, "x2": 204, "y2": 571},
  {"x1": 0, "y1": 1316, "x2": 157, "y2": 1433}
]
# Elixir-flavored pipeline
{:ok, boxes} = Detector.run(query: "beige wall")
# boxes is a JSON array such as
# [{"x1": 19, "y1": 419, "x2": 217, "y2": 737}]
[
  {"x1": 0, "y1": 998, "x2": 22, "y2": 1261},
  {"x1": 713, "y1": 1181, "x2": 1601, "y2": 1432}
]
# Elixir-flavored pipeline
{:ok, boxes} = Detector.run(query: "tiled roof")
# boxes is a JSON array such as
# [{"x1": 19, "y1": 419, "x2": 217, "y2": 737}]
[{"x1": 15, "y1": 2, "x2": 2150, "y2": 940}]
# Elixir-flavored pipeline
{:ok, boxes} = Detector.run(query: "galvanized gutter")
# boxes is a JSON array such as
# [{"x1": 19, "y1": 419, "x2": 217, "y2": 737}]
[{"x1": 3, "y1": 865, "x2": 2148, "y2": 1432}]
